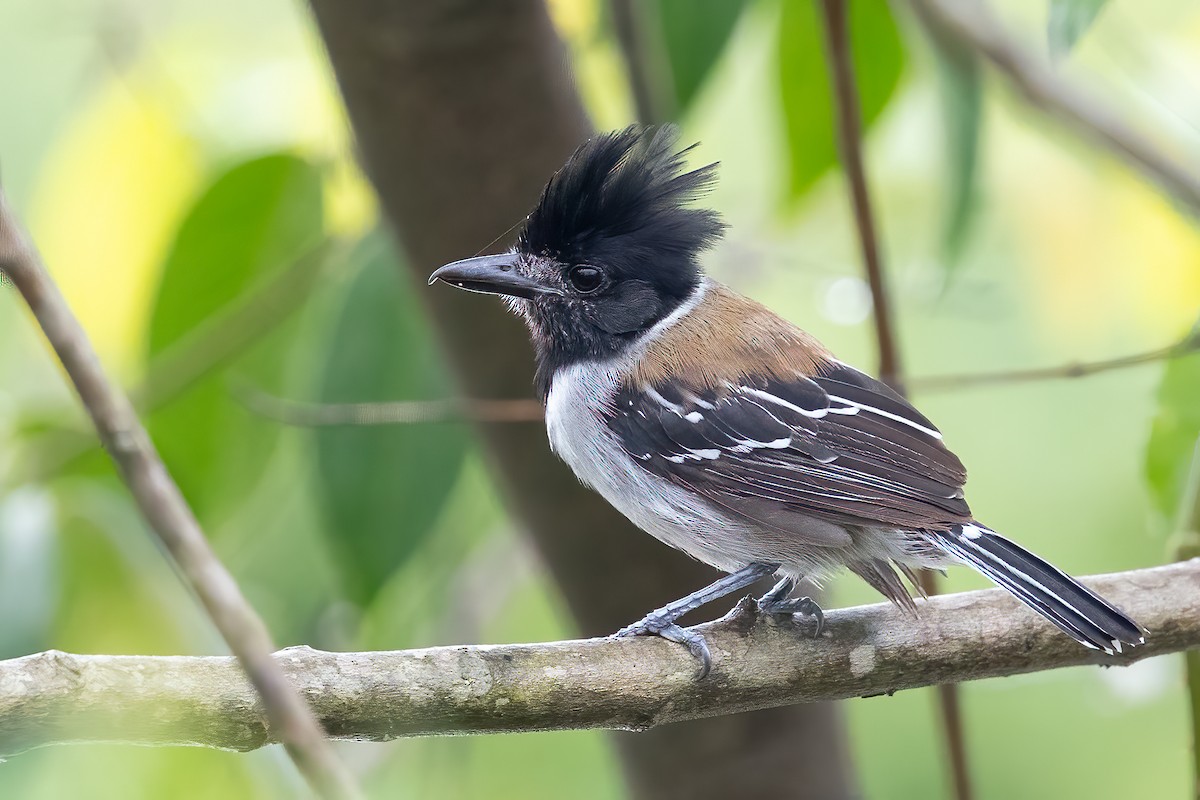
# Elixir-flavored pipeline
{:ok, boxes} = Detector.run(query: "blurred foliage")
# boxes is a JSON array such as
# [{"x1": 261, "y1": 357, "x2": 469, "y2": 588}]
[
  {"x1": 147, "y1": 154, "x2": 324, "y2": 520},
  {"x1": 0, "y1": 487, "x2": 58, "y2": 656},
  {"x1": 315, "y1": 233, "x2": 469, "y2": 604},
  {"x1": 1048, "y1": 0, "x2": 1110, "y2": 58},
  {"x1": 1145, "y1": 321, "x2": 1200, "y2": 523},
  {"x1": 776, "y1": 0, "x2": 904, "y2": 202},
  {"x1": 1145, "y1": 324, "x2": 1200, "y2": 800},
  {"x1": 933, "y1": 38, "x2": 983, "y2": 274},
  {"x1": 26, "y1": 82, "x2": 203, "y2": 373},
  {"x1": 651, "y1": 0, "x2": 748, "y2": 116},
  {"x1": 1, "y1": 0, "x2": 1199, "y2": 798}
]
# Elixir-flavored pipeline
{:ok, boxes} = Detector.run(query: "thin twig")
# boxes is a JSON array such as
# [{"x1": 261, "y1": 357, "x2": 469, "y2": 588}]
[
  {"x1": 1, "y1": 561, "x2": 1196, "y2": 753},
  {"x1": 0, "y1": 190, "x2": 361, "y2": 800},
  {"x1": 818, "y1": 0, "x2": 904, "y2": 393},
  {"x1": 817, "y1": 2, "x2": 968, "y2": 796},
  {"x1": 905, "y1": 0, "x2": 1200, "y2": 216},
  {"x1": 234, "y1": 334, "x2": 1200, "y2": 429},
  {"x1": 912, "y1": 332, "x2": 1200, "y2": 392},
  {"x1": 233, "y1": 383, "x2": 544, "y2": 426}
]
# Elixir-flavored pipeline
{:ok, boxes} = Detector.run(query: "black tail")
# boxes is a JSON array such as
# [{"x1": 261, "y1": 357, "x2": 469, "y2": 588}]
[{"x1": 932, "y1": 524, "x2": 1146, "y2": 654}]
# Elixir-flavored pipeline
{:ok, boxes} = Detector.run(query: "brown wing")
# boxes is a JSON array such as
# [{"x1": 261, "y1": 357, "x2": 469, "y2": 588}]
[{"x1": 606, "y1": 361, "x2": 970, "y2": 535}]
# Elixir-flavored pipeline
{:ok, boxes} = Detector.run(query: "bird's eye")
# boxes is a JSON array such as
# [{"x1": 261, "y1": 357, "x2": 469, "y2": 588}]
[{"x1": 567, "y1": 266, "x2": 604, "y2": 294}]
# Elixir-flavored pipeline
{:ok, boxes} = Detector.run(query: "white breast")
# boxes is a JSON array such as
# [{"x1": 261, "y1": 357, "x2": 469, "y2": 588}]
[{"x1": 545, "y1": 358, "x2": 758, "y2": 574}]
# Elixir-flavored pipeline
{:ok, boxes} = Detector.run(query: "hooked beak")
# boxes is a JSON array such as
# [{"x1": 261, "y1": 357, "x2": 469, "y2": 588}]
[{"x1": 428, "y1": 253, "x2": 561, "y2": 300}]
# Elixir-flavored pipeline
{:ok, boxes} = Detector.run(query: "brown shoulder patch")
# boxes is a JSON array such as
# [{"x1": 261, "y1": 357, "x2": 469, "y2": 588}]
[{"x1": 629, "y1": 281, "x2": 833, "y2": 390}]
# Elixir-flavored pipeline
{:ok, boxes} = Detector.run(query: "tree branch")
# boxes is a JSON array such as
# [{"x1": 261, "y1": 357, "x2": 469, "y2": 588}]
[
  {"x1": 0, "y1": 191, "x2": 360, "y2": 799},
  {"x1": 904, "y1": 0, "x2": 1200, "y2": 216},
  {"x1": 1, "y1": 561, "x2": 1196, "y2": 755}
]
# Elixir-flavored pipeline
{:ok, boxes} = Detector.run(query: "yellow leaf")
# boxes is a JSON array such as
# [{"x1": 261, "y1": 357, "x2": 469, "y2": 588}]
[{"x1": 29, "y1": 83, "x2": 201, "y2": 377}]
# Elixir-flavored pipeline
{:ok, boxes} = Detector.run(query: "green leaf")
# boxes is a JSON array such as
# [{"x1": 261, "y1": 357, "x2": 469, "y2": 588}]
[
  {"x1": 1048, "y1": 0, "x2": 1109, "y2": 59},
  {"x1": 653, "y1": 0, "x2": 748, "y2": 116},
  {"x1": 1145, "y1": 325, "x2": 1200, "y2": 522},
  {"x1": 314, "y1": 233, "x2": 469, "y2": 604},
  {"x1": 934, "y1": 39, "x2": 983, "y2": 275},
  {"x1": 778, "y1": 0, "x2": 905, "y2": 202},
  {"x1": 146, "y1": 154, "x2": 324, "y2": 519}
]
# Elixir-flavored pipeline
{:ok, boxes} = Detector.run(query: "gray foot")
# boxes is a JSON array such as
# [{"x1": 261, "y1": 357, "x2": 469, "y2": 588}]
[
  {"x1": 616, "y1": 614, "x2": 713, "y2": 678},
  {"x1": 757, "y1": 576, "x2": 795, "y2": 606},
  {"x1": 759, "y1": 595, "x2": 825, "y2": 638},
  {"x1": 613, "y1": 562, "x2": 779, "y2": 680}
]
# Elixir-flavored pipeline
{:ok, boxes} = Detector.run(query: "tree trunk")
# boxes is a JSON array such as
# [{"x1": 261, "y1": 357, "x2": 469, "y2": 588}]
[{"x1": 305, "y1": 1, "x2": 859, "y2": 796}]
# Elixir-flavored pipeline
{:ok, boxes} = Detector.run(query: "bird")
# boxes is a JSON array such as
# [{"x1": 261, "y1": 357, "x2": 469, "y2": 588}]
[{"x1": 429, "y1": 125, "x2": 1146, "y2": 676}]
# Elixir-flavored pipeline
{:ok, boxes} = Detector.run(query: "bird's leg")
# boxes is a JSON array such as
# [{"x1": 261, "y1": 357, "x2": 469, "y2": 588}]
[
  {"x1": 615, "y1": 562, "x2": 779, "y2": 678},
  {"x1": 757, "y1": 579, "x2": 825, "y2": 638},
  {"x1": 756, "y1": 576, "x2": 795, "y2": 607}
]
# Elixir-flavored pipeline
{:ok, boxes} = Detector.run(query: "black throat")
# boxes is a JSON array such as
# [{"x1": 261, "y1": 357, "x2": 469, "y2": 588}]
[
  {"x1": 509, "y1": 125, "x2": 724, "y2": 401},
  {"x1": 520, "y1": 277, "x2": 699, "y2": 400}
]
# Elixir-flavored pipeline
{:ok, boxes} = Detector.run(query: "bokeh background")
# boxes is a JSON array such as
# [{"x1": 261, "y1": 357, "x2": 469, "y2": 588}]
[{"x1": 1, "y1": 0, "x2": 1198, "y2": 797}]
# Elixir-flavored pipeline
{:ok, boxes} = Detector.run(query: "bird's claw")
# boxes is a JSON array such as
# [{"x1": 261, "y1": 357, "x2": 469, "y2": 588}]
[
  {"x1": 658, "y1": 624, "x2": 713, "y2": 678},
  {"x1": 615, "y1": 611, "x2": 667, "y2": 639},
  {"x1": 758, "y1": 595, "x2": 825, "y2": 638},
  {"x1": 615, "y1": 614, "x2": 713, "y2": 679}
]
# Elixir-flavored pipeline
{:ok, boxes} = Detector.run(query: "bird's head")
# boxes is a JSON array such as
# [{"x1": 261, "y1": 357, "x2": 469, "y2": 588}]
[{"x1": 429, "y1": 126, "x2": 724, "y2": 395}]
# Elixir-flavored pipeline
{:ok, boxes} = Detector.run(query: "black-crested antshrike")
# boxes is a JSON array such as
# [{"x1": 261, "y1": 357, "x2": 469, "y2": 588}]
[{"x1": 430, "y1": 126, "x2": 1146, "y2": 676}]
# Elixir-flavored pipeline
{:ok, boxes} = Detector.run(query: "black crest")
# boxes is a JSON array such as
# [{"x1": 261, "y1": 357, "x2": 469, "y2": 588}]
[{"x1": 518, "y1": 126, "x2": 725, "y2": 302}]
